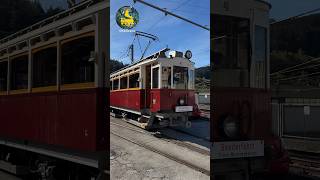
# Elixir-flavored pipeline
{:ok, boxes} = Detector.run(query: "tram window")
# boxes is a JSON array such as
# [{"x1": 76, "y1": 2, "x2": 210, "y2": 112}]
[
  {"x1": 120, "y1": 76, "x2": 127, "y2": 89},
  {"x1": 33, "y1": 47, "x2": 57, "y2": 88},
  {"x1": 152, "y1": 67, "x2": 159, "y2": 89},
  {"x1": 255, "y1": 26, "x2": 267, "y2": 62},
  {"x1": 11, "y1": 55, "x2": 28, "y2": 90},
  {"x1": 213, "y1": 15, "x2": 249, "y2": 69},
  {"x1": 0, "y1": 61, "x2": 8, "y2": 91},
  {"x1": 189, "y1": 69, "x2": 195, "y2": 90},
  {"x1": 161, "y1": 67, "x2": 171, "y2": 88},
  {"x1": 173, "y1": 66, "x2": 188, "y2": 90},
  {"x1": 113, "y1": 79, "x2": 119, "y2": 90},
  {"x1": 110, "y1": 80, "x2": 113, "y2": 90},
  {"x1": 61, "y1": 35, "x2": 94, "y2": 85},
  {"x1": 129, "y1": 73, "x2": 139, "y2": 88}
]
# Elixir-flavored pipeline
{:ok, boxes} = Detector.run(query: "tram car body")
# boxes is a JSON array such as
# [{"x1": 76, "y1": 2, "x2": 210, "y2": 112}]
[
  {"x1": 110, "y1": 48, "x2": 200, "y2": 129},
  {"x1": 212, "y1": 0, "x2": 289, "y2": 178},
  {"x1": 0, "y1": 1, "x2": 109, "y2": 179}
]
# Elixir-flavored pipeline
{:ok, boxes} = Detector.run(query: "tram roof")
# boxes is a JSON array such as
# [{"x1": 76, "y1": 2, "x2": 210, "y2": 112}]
[
  {"x1": 111, "y1": 48, "x2": 170, "y2": 75},
  {"x1": 0, "y1": 0, "x2": 107, "y2": 47}
]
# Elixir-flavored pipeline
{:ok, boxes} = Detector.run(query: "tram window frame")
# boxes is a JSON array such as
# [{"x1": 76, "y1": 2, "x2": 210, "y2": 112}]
[
  {"x1": 161, "y1": 67, "x2": 171, "y2": 89},
  {"x1": 152, "y1": 67, "x2": 159, "y2": 89},
  {"x1": 213, "y1": 15, "x2": 250, "y2": 70},
  {"x1": 61, "y1": 34, "x2": 95, "y2": 86},
  {"x1": 32, "y1": 46, "x2": 57, "y2": 88},
  {"x1": 0, "y1": 60, "x2": 8, "y2": 92},
  {"x1": 10, "y1": 55, "x2": 29, "y2": 91},
  {"x1": 173, "y1": 66, "x2": 188, "y2": 90},
  {"x1": 129, "y1": 73, "x2": 139, "y2": 88},
  {"x1": 120, "y1": 76, "x2": 128, "y2": 89},
  {"x1": 189, "y1": 69, "x2": 195, "y2": 90},
  {"x1": 255, "y1": 25, "x2": 267, "y2": 62},
  {"x1": 113, "y1": 78, "x2": 119, "y2": 90}
]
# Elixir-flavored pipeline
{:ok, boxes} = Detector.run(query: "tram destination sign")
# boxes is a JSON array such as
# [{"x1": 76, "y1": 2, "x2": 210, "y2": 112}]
[{"x1": 211, "y1": 140, "x2": 264, "y2": 159}]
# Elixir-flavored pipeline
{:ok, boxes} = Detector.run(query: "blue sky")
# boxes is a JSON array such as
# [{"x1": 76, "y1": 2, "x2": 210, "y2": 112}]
[{"x1": 110, "y1": 0, "x2": 210, "y2": 68}]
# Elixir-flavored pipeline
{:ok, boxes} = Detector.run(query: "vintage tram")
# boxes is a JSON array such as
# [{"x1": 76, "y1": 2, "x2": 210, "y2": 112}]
[
  {"x1": 212, "y1": 0, "x2": 289, "y2": 179},
  {"x1": 110, "y1": 48, "x2": 200, "y2": 129},
  {"x1": 0, "y1": 0, "x2": 109, "y2": 179}
]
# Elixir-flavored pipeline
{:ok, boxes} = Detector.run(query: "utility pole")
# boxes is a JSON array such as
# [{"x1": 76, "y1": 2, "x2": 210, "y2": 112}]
[
  {"x1": 129, "y1": 44, "x2": 134, "y2": 64},
  {"x1": 133, "y1": 0, "x2": 210, "y2": 31}
]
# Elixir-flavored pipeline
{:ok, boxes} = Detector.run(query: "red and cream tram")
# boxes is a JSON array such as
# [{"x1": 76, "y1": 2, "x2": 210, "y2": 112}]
[
  {"x1": 110, "y1": 48, "x2": 200, "y2": 129},
  {"x1": 0, "y1": 1, "x2": 109, "y2": 179},
  {"x1": 212, "y1": 0, "x2": 289, "y2": 179}
]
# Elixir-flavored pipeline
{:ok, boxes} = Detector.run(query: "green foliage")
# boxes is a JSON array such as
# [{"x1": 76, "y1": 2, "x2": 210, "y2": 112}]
[
  {"x1": 110, "y1": 59, "x2": 128, "y2": 73},
  {"x1": 0, "y1": 0, "x2": 62, "y2": 39}
]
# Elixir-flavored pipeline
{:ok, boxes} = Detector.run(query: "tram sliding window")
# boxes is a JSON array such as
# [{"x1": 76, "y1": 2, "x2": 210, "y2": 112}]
[
  {"x1": 0, "y1": 61, "x2": 7, "y2": 91},
  {"x1": 161, "y1": 67, "x2": 171, "y2": 88},
  {"x1": 129, "y1": 73, "x2": 139, "y2": 88},
  {"x1": 152, "y1": 67, "x2": 159, "y2": 89},
  {"x1": 173, "y1": 66, "x2": 188, "y2": 90},
  {"x1": 10, "y1": 55, "x2": 28, "y2": 90},
  {"x1": 213, "y1": 15, "x2": 250, "y2": 87},
  {"x1": 61, "y1": 36, "x2": 94, "y2": 85},
  {"x1": 33, "y1": 47, "x2": 57, "y2": 88},
  {"x1": 113, "y1": 79, "x2": 119, "y2": 90},
  {"x1": 120, "y1": 76, "x2": 127, "y2": 89}
]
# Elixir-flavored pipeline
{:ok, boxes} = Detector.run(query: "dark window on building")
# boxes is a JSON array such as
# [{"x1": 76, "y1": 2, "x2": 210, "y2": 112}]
[
  {"x1": 113, "y1": 79, "x2": 119, "y2": 90},
  {"x1": 0, "y1": 61, "x2": 8, "y2": 91},
  {"x1": 11, "y1": 55, "x2": 28, "y2": 90},
  {"x1": 120, "y1": 76, "x2": 127, "y2": 89},
  {"x1": 33, "y1": 47, "x2": 57, "y2": 88},
  {"x1": 152, "y1": 67, "x2": 159, "y2": 89},
  {"x1": 129, "y1": 73, "x2": 139, "y2": 88},
  {"x1": 61, "y1": 36, "x2": 94, "y2": 85}
]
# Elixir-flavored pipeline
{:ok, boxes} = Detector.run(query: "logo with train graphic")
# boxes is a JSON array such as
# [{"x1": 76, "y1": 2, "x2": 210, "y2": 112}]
[{"x1": 116, "y1": 6, "x2": 139, "y2": 30}]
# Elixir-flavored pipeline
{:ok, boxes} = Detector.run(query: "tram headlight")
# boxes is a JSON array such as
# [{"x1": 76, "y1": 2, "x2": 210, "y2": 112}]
[
  {"x1": 223, "y1": 116, "x2": 239, "y2": 138},
  {"x1": 179, "y1": 98, "x2": 185, "y2": 105}
]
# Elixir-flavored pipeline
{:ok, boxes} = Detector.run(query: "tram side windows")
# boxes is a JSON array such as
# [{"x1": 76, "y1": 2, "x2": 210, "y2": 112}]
[
  {"x1": 152, "y1": 67, "x2": 159, "y2": 89},
  {"x1": 129, "y1": 73, "x2": 139, "y2": 88},
  {"x1": 189, "y1": 69, "x2": 195, "y2": 90},
  {"x1": 120, "y1": 76, "x2": 127, "y2": 89},
  {"x1": 33, "y1": 47, "x2": 57, "y2": 88},
  {"x1": 173, "y1": 66, "x2": 188, "y2": 89},
  {"x1": 161, "y1": 67, "x2": 171, "y2": 88},
  {"x1": 0, "y1": 61, "x2": 8, "y2": 92},
  {"x1": 113, "y1": 79, "x2": 119, "y2": 90},
  {"x1": 10, "y1": 55, "x2": 28, "y2": 91},
  {"x1": 213, "y1": 15, "x2": 250, "y2": 87},
  {"x1": 255, "y1": 26, "x2": 267, "y2": 62},
  {"x1": 61, "y1": 35, "x2": 95, "y2": 86}
]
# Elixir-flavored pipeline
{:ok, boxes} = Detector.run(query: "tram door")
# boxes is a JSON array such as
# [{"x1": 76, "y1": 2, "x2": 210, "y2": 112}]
[{"x1": 145, "y1": 65, "x2": 151, "y2": 109}]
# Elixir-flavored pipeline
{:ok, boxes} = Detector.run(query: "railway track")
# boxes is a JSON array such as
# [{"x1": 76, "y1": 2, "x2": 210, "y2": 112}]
[
  {"x1": 111, "y1": 120, "x2": 210, "y2": 155},
  {"x1": 110, "y1": 130, "x2": 210, "y2": 176},
  {"x1": 289, "y1": 151, "x2": 320, "y2": 179},
  {"x1": 110, "y1": 119, "x2": 210, "y2": 176}
]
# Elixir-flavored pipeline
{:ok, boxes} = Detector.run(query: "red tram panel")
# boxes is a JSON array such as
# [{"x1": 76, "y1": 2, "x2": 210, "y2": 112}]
[{"x1": 0, "y1": 89, "x2": 107, "y2": 152}]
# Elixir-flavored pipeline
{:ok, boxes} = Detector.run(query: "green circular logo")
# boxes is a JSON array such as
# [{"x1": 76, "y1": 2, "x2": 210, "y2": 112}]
[{"x1": 116, "y1": 6, "x2": 139, "y2": 29}]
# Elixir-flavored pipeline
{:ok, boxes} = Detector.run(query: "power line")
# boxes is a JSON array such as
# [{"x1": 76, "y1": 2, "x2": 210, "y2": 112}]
[
  {"x1": 133, "y1": 0, "x2": 209, "y2": 31},
  {"x1": 270, "y1": 56, "x2": 320, "y2": 75},
  {"x1": 146, "y1": 0, "x2": 191, "y2": 32},
  {"x1": 271, "y1": 7, "x2": 320, "y2": 25},
  {"x1": 276, "y1": 71, "x2": 320, "y2": 81}
]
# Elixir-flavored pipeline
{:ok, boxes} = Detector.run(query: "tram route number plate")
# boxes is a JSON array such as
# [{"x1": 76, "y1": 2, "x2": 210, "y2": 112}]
[
  {"x1": 175, "y1": 106, "x2": 193, "y2": 112},
  {"x1": 211, "y1": 140, "x2": 264, "y2": 159}
]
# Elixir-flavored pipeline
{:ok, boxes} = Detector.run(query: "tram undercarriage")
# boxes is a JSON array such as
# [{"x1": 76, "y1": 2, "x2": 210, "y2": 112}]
[{"x1": 110, "y1": 106, "x2": 192, "y2": 129}]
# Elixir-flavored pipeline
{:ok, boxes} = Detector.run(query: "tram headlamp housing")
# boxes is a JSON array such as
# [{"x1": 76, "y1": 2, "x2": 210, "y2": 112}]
[
  {"x1": 223, "y1": 116, "x2": 239, "y2": 138},
  {"x1": 179, "y1": 98, "x2": 185, "y2": 105}
]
